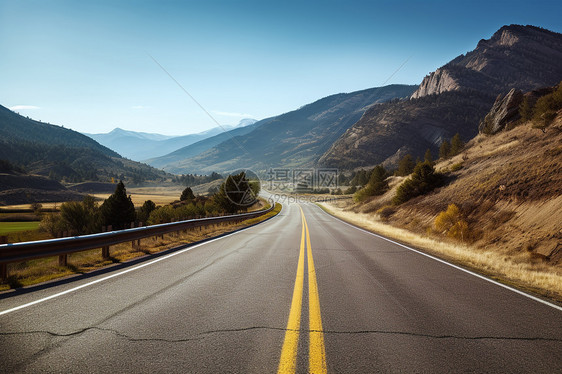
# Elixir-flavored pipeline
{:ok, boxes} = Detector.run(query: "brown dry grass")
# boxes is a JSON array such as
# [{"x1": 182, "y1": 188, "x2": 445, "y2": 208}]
[
  {"x1": 0, "y1": 203, "x2": 281, "y2": 292},
  {"x1": 327, "y1": 116, "x2": 562, "y2": 302},
  {"x1": 319, "y1": 202, "x2": 562, "y2": 302}
]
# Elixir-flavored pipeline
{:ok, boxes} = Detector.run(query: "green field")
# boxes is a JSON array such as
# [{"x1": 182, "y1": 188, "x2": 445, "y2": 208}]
[{"x1": 0, "y1": 222, "x2": 40, "y2": 235}]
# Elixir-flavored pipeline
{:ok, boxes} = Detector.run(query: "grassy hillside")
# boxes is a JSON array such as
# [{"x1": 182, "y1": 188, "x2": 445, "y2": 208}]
[
  {"x1": 323, "y1": 109, "x2": 562, "y2": 300},
  {"x1": 0, "y1": 105, "x2": 171, "y2": 185},
  {"x1": 342, "y1": 110, "x2": 562, "y2": 266}
]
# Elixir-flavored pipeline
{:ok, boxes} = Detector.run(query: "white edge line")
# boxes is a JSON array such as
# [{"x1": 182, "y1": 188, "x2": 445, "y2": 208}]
[
  {"x1": 312, "y1": 204, "x2": 562, "y2": 312},
  {"x1": 0, "y1": 211, "x2": 282, "y2": 317}
]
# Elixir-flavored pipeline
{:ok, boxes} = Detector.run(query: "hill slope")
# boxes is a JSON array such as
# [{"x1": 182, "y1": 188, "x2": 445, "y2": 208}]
[
  {"x1": 144, "y1": 122, "x2": 261, "y2": 170},
  {"x1": 154, "y1": 85, "x2": 417, "y2": 174},
  {"x1": 320, "y1": 25, "x2": 562, "y2": 169},
  {"x1": 0, "y1": 105, "x2": 170, "y2": 184}
]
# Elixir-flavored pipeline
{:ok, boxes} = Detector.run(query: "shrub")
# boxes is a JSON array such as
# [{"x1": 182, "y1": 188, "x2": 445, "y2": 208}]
[
  {"x1": 148, "y1": 205, "x2": 175, "y2": 225},
  {"x1": 344, "y1": 185, "x2": 357, "y2": 194},
  {"x1": 137, "y1": 200, "x2": 156, "y2": 223},
  {"x1": 392, "y1": 162, "x2": 442, "y2": 205},
  {"x1": 376, "y1": 205, "x2": 396, "y2": 221},
  {"x1": 434, "y1": 204, "x2": 470, "y2": 241},
  {"x1": 355, "y1": 165, "x2": 389, "y2": 201},
  {"x1": 450, "y1": 162, "x2": 463, "y2": 172},
  {"x1": 531, "y1": 82, "x2": 562, "y2": 130},
  {"x1": 58, "y1": 195, "x2": 102, "y2": 235}
]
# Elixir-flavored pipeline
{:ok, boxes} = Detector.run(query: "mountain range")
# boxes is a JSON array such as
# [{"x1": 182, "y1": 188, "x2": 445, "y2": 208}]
[
  {"x1": 147, "y1": 85, "x2": 417, "y2": 174},
  {"x1": 317, "y1": 25, "x2": 562, "y2": 169},
  {"x1": 146, "y1": 24, "x2": 562, "y2": 174},
  {"x1": 85, "y1": 118, "x2": 257, "y2": 161}
]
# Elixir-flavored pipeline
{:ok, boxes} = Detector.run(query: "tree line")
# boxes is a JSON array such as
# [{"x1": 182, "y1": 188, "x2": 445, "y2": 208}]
[{"x1": 41, "y1": 172, "x2": 260, "y2": 237}]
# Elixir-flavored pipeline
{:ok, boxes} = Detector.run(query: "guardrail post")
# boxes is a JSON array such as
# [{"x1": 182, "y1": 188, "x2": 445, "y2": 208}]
[
  {"x1": 137, "y1": 222, "x2": 142, "y2": 247},
  {"x1": 59, "y1": 254, "x2": 68, "y2": 266},
  {"x1": 131, "y1": 222, "x2": 136, "y2": 248},
  {"x1": 0, "y1": 236, "x2": 7, "y2": 281},
  {"x1": 102, "y1": 246, "x2": 110, "y2": 259}
]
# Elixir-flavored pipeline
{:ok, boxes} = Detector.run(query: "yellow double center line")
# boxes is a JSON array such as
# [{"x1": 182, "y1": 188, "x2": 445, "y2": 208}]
[{"x1": 278, "y1": 205, "x2": 327, "y2": 374}]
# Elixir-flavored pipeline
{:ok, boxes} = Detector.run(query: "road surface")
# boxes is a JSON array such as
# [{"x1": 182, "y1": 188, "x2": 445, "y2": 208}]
[{"x1": 1, "y1": 202, "x2": 561, "y2": 373}]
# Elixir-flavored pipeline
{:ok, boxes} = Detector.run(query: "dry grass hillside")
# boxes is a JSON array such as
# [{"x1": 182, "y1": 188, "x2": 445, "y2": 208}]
[{"x1": 328, "y1": 113, "x2": 562, "y2": 299}]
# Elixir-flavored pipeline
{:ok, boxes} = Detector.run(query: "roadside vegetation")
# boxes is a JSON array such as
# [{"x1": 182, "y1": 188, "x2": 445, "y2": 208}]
[
  {"x1": 0, "y1": 172, "x2": 277, "y2": 291},
  {"x1": 319, "y1": 108, "x2": 562, "y2": 302},
  {"x1": 0, "y1": 202, "x2": 281, "y2": 292}
]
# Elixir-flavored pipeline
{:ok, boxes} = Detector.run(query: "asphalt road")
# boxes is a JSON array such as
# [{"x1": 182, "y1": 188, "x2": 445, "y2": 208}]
[{"x1": 0, "y1": 202, "x2": 561, "y2": 373}]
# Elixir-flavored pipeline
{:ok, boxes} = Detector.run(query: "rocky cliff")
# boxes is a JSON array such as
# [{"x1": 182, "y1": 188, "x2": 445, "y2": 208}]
[
  {"x1": 411, "y1": 25, "x2": 562, "y2": 99},
  {"x1": 321, "y1": 25, "x2": 562, "y2": 169}
]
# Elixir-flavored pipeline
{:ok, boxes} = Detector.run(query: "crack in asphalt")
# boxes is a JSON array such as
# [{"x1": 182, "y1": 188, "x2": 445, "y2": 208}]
[{"x1": 2, "y1": 327, "x2": 561, "y2": 343}]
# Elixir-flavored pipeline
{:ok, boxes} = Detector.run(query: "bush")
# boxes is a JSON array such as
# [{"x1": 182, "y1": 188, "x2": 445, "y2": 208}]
[
  {"x1": 450, "y1": 162, "x2": 463, "y2": 172},
  {"x1": 532, "y1": 82, "x2": 562, "y2": 130},
  {"x1": 376, "y1": 205, "x2": 396, "y2": 221},
  {"x1": 344, "y1": 185, "x2": 357, "y2": 194},
  {"x1": 434, "y1": 204, "x2": 470, "y2": 241},
  {"x1": 148, "y1": 205, "x2": 175, "y2": 225},
  {"x1": 392, "y1": 162, "x2": 442, "y2": 205},
  {"x1": 354, "y1": 165, "x2": 389, "y2": 202},
  {"x1": 137, "y1": 200, "x2": 156, "y2": 223}
]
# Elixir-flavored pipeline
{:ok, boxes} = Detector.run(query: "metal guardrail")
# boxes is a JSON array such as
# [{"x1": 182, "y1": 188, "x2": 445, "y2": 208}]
[{"x1": 0, "y1": 205, "x2": 274, "y2": 280}]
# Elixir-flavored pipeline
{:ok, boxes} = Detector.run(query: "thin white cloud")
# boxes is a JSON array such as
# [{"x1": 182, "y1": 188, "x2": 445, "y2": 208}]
[
  {"x1": 212, "y1": 110, "x2": 254, "y2": 118},
  {"x1": 9, "y1": 105, "x2": 40, "y2": 111}
]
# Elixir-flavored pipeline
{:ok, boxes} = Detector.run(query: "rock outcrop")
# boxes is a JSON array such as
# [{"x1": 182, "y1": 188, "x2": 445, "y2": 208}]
[{"x1": 479, "y1": 89, "x2": 524, "y2": 134}]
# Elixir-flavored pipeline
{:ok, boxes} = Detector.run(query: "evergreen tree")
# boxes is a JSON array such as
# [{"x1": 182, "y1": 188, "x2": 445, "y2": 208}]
[
  {"x1": 214, "y1": 172, "x2": 257, "y2": 213},
  {"x1": 396, "y1": 154, "x2": 415, "y2": 176},
  {"x1": 100, "y1": 181, "x2": 136, "y2": 230},
  {"x1": 439, "y1": 139, "x2": 451, "y2": 159},
  {"x1": 450, "y1": 133, "x2": 464, "y2": 156},
  {"x1": 138, "y1": 200, "x2": 156, "y2": 223},
  {"x1": 180, "y1": 187, "x2": 195, "y2": 201},
  {"x1": 366, "y1": 165, "x2": 389, "y2": 196},
  {"x1": 424, "y1": 149, "x2": 433, "y2": 164},
  {"x1": 392, "y1": 162, "x2": 443, "y2": 205}
]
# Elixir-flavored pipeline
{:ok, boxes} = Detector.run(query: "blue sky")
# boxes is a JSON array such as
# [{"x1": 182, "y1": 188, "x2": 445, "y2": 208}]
[{"x1": 1, "y1": 0, "x2": 561, "y2": 135}]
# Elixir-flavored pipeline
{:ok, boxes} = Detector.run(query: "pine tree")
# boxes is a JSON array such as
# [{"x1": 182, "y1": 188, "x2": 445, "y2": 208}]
[
  {"x1": 424, "y1": 149, "x2": 433, "y2": 164},
  {"x1": 367, "y1": 165, "x2": 389, "y2": 196},
  {"x1": 100, "y1": 181, "x2": 136, "y2": 230},
  {"x1": 396, "y1": 154, "x2": 415, "y2": 176},
  {"x1": 180, "y1": 187, "x2": 195, "y2": 201},
  {"x1": 450, "y1": 133, "x2": 464, "y2": 156},
  {"x1": 439, "y1": 140, "x2": 451, "y2": 159}
]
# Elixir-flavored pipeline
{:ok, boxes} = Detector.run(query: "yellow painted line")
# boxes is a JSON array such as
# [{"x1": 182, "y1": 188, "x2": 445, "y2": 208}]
[
  {"x1": 278, "y1": 205, "x2": 327, "y2": 373},
  {"x1": 302, "y1": 207, "x2": 327, "y2": 374},
  {"x1": 277, "y1": 214, "x2": 306, "y2": 374}
]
